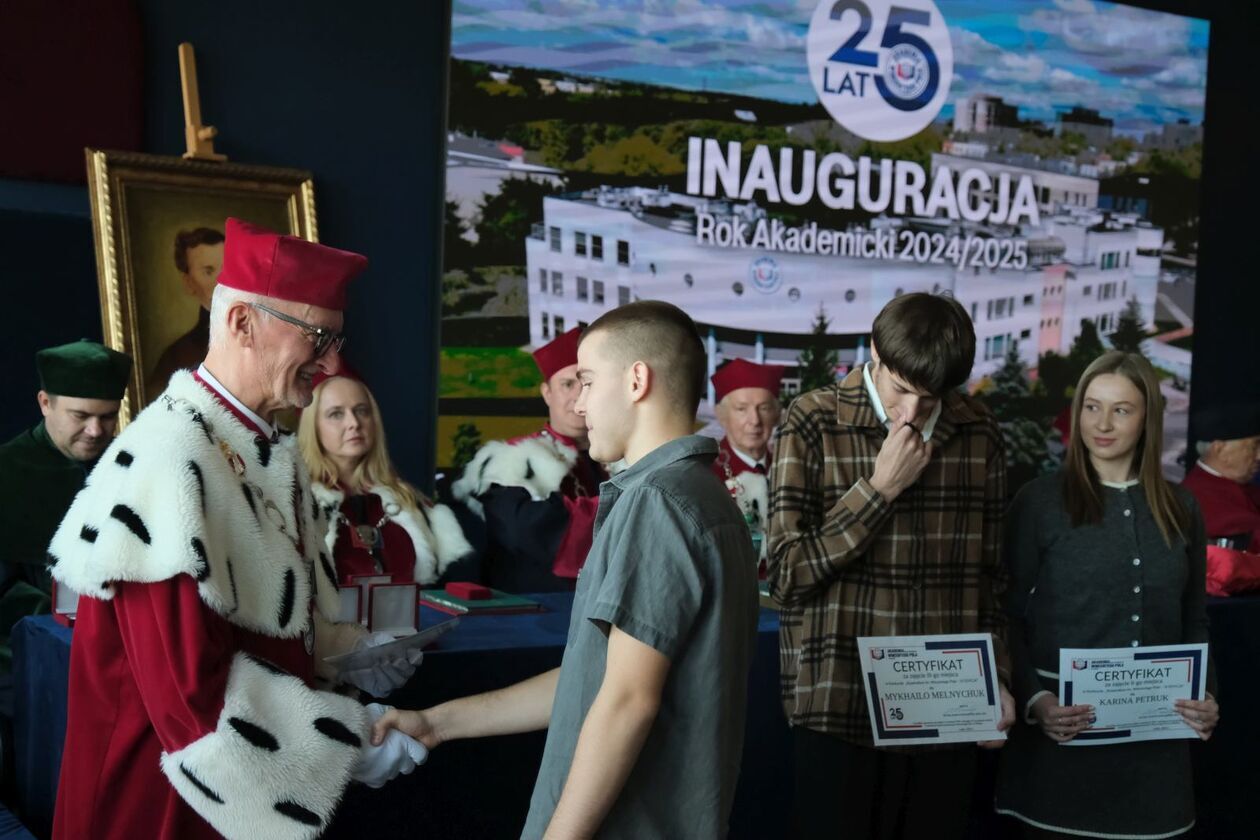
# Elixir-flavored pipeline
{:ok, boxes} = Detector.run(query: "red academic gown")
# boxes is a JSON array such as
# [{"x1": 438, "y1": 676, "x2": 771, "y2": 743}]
[
  {"x1": 1182, "y1": 464, "x2": 1260, "y2": 550},
  {"x1": 712, "y1": 437, "x2": 772, "y2": 575},
  {"x1": 49, "y1": 371, "x2": 366, "y2": 840},
  {"x1": 57, "y1": 579, "x2": 314, "y2": 839},
  {"x1": 512, "y1": 426, "x2": 604, "y2": 580},
  {"x1": 711, "y1": 436, "x2": 770, "y2": 484},
  {"x1": 332, "y1": 490, "x2": 418, "y2": 584},
  {"x1": 472, "y1": 425, "x2": 605, "y2": 592}
]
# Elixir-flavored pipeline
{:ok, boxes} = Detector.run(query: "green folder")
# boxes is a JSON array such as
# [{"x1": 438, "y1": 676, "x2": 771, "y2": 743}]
[{"x1": 420, "y1": 588, "x2": 544, "y2": 615}]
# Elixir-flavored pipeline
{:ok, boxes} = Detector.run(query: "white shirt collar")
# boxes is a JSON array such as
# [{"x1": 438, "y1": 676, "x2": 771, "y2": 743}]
[
  {"x1": 729, "y1": 443, "x2": 768, "y2": 471},
  {"x1": 1101, "y1": 478, "x2": 1141, "y2": 489},
  {"x1": 862, "y1": 362, "x2": 941, "y2": 442},
  {"x1": 197, "y1": 364, "x2": 276, "y2": 440},
  {"x1": 1196, "y1": 460, "x2": 1225, "y2": 479}
]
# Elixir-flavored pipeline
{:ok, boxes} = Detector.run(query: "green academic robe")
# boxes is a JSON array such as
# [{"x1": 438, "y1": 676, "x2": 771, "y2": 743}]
[{"x1": 0, "y1": 421, "x2": 92, "y2": 670}]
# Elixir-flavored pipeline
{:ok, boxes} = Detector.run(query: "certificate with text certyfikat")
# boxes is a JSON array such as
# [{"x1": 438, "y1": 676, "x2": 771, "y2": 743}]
[
  {"x1": 857, "y1": 633, "x2": 1005, "y2": 747},
  {"x1": 1059, "y1": 643, "x2": 1208, "y2": 745}
]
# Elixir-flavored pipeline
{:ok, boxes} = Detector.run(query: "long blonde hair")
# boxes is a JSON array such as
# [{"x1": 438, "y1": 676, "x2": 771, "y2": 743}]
[
  {"x1": 298, "y1": 376, "x2": 419, "y2": 510},
  {"x1": 1062, "y1": 350, "x2": 1188, "y2": 546}
]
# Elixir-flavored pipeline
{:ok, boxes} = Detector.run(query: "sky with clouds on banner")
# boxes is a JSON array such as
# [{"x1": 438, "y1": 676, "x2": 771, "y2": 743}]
[{"x1": 452, "y1": 0, "x2": 1209, "y2": 136}]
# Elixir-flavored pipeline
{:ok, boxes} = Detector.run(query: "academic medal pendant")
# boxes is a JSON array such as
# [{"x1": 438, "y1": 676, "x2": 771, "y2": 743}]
[{"x1": 219, "y1": 440, "x2": 246, "y2": 476}]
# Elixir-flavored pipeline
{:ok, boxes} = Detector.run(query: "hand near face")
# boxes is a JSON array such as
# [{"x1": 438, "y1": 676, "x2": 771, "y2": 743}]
[{"x1": 869, "y1": 414, "x2": 932, "y2": 502}]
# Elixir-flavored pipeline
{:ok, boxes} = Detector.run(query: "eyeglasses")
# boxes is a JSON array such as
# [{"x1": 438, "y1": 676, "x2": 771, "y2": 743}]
[{"x1": 249, "y1": 302, "x2": 345, "y2": 358}]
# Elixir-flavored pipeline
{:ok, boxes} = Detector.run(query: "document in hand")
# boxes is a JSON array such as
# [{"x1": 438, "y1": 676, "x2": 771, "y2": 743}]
[
  {"x1": 857, "y1": 633, "x2": 1006, "y2": 747},
  {"x1": 323, "y1": 617, "x2": 460, "y2": 671},
  {"x1": 1058, "y1": 643, "x2": 1208, "y2": 745}
]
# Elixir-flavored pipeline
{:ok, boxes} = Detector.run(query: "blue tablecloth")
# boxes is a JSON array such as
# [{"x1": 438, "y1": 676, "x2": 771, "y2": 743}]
[
  {"x1": 325, "y1": 592, "x2": 788, "y2": 839},
  {"x1": 0, "y1": 804, "x2": 35, "y2": 840},
  {"x1": 10, "y1": 616, "x2": 70, "y2": 840},
  {"x1": 13, "y1": 595, "x2": 1258, "y2": 839},
  {"x1": 11, "y1": 593, "x2": 789, "y2": 839}
]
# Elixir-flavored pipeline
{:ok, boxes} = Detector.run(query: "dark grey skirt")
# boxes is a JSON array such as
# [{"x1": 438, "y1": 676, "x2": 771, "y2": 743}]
[{"x1": 995, "y1": 719, "x2": 1195, "y2": 838}]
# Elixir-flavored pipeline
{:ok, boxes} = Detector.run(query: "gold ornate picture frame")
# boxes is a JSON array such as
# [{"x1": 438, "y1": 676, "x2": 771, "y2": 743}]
[{"x1": 85, "y1": 149, "x2": 317, "y2": 425}]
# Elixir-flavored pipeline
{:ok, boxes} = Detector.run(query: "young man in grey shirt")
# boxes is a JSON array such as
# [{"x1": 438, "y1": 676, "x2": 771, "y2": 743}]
[{"x1": 374, "y1": 301, "x2": 760, "y2": 838}]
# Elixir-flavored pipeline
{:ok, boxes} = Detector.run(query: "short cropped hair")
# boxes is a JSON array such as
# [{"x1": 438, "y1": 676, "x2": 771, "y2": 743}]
[
  {"x1": 174, "y1": 227, "x2": 225, "y2": 274},
  {"x1": 207, "y1": 284, "x2": 271, "y2": 351},
  {"x1": 581, "y1": 300, "x2": 707, "y2": 417},
  {"x1": 871, "y1": 292, "x2": 975, "y2": 395}
]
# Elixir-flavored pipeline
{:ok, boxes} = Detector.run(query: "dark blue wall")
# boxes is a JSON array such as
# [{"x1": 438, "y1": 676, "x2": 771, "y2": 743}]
[
  {"x1": 135, "y1": 0, "x2": 450, "y2": 487},
  {"x1": 0, "y1": 208, "x2": 99, "y2": 438},
  {"x1": 0, "y1": 1, "x2": 450, "y2": 487}
]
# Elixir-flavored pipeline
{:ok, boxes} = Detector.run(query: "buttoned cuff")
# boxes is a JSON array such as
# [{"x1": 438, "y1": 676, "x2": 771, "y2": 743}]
[{"x1": 1024, "y1": 690, "x2": 1054, "y2": 724}]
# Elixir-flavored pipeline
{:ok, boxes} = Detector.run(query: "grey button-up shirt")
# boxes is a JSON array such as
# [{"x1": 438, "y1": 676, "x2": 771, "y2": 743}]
[{"x1": 522, "y1": 435, "x2": 760, "y2": 839}]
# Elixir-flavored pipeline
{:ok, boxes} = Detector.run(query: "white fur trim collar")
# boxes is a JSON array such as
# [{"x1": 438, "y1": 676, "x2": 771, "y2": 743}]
[
  {"x1": 451, "y1": 435, "x2": 577, "y2": 517},
  {"x1": 312, "y1": 482, "x2": 472, "y2": 584},
  {"x1": 48, "y1": 370, "x2": 341, "y2": 637}
]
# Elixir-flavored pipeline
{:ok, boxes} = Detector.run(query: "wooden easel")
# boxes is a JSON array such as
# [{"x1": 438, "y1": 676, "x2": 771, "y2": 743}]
[{"x1": 178, "y1": 42, "x2": 227, "y2": 161}]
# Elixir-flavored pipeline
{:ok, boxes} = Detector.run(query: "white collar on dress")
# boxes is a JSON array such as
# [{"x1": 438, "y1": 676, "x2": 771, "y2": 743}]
[
  {"x1": 1100, "y1": 478, "x2": 1141, "y2": 489},
  {"x1": 863, "y1": 362, "x2": 941, "y2": 442},
  {"x1": 1196, "y1": 460, "x2": 1226, "y2": 479}
]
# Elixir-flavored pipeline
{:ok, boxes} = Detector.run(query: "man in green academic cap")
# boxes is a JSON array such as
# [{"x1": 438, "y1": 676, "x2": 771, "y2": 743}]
[{"x1": 0, "y1": 339, "x2": 131, "y2": 670}]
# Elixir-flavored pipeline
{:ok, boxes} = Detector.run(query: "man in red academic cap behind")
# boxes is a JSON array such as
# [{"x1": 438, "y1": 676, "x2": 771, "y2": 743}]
[
  {"x1": 452, "y1": 327, "x2": 607, "y2": 592},
  {"x1": 710, "y1": 358, "x2": 784, "y2": 565},
  {"x1": 48, "y1": 219, "x2": 426, "y2": 840},
  {"x1": 1181, "y1": 403, "x2": 1260, "y2": 595}
]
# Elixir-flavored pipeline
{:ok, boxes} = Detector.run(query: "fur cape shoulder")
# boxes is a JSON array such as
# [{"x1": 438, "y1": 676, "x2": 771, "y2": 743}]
[
  {"x1": 310, "y1": 482, "x2": 472, "y2": 584},
  {"x1": 48, "y1": 370, "x2": 340, "y2": 638},
  {"x1": 450, "y1": 433, "x2": 577, "y2": 517}
]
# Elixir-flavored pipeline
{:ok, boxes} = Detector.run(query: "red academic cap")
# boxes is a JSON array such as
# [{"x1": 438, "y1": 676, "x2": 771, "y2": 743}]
[
  {"x1": 311, "y1": 358, "x2": 364, "y2": 391},
  {"x1": 712, "y1": 358, "x2": 784, "y2": 402},
  {"x1": 532, "y1": 327, "x2": 582, "y2": 381},
  {"x1": 217, "y1": 217, "x2": 368, "y2": 311}
]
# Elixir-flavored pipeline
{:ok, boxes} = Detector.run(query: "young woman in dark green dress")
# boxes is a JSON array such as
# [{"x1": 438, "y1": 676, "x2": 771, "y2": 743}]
[{"x1": 996, "y1": 351, "x2": 1219, "y2": 839}]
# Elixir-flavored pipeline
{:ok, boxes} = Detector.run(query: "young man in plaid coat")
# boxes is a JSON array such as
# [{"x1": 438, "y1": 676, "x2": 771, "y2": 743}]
[{"x1": 767, "y1": 293, "x2": 1015, "y2": 839}]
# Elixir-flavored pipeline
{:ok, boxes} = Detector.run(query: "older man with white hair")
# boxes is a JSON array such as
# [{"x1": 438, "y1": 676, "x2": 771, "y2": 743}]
[
  {"x1": 710, "y1": 358, "x2": 784, "y2": 563},
  {"x1": 47, "y1": 218, "x2": 425, "y2": 840}
]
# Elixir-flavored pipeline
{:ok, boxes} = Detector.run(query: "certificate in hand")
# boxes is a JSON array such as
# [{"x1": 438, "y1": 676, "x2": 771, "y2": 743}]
[
  {"x1": 323, "y1": 618, "x2": 460, "y2": 672},
  {"x1": 857, "y1": 633, "x2": 1005, "y2": 747},
  {"x1": 1058, "y1": 643, "x2": 1207, "y2": 745}
]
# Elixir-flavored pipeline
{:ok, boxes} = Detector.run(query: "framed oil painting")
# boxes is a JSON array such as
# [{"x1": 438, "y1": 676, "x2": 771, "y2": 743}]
[{"x1": 85, "y1": 149, "x2": 317, "y2": 424}]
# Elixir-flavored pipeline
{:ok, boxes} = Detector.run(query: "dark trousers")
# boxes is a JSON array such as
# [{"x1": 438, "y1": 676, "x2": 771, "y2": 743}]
[{"x1": 792, "y1": 726, "x2": 978, "y2": 840}]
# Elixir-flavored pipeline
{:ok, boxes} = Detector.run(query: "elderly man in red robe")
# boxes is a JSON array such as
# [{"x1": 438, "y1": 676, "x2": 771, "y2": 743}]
[
  {"x1": 1182, "y1": 404, "x2": 1260, "y2": 595},
  {"x1": 48, "y1": 219, "x2": 425, "y2": 840},
  {"x1": 453, "y1": 327, "x2": 607, "y2": 592},
  {"x1": 710, "y1": 358, "x2": 784, "y2": 564}
]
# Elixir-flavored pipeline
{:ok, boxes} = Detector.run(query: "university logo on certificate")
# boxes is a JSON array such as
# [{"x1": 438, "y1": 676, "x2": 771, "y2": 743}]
[
  {"x1": 857, "y1": 633, "x2": 1005, "y2": 747},
  {"x1": 1058, "y1": 643, "x2": 1208, "y2": 745}
]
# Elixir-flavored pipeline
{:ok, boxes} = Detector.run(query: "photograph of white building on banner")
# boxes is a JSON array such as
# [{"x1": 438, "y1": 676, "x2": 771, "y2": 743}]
[
  {"x1": 439, "y1": 0, "x2": 1207, "y2": 479},
  {"x1": 522, "y1": 168, "x2": 1166, "y2": 403}
]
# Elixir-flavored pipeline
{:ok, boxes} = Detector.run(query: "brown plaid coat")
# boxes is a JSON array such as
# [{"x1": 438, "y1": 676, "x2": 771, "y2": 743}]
[{"x1": 766, "y1": 367, "x2": 1010, "y2": 745}]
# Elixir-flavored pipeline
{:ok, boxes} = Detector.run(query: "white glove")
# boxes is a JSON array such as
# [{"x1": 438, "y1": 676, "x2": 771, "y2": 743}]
[
  {"x1": 351, "y1": 703, "x2": 428, "y2": 788},
  {"x1": 341, "y1": 631, "x2": 425, "y2": 697}
]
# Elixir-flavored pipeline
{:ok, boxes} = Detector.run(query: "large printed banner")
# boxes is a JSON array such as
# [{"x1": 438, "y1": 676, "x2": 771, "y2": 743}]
[{"x1": 439, "y1": 0, "x2": 1208, "y2": 485}]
